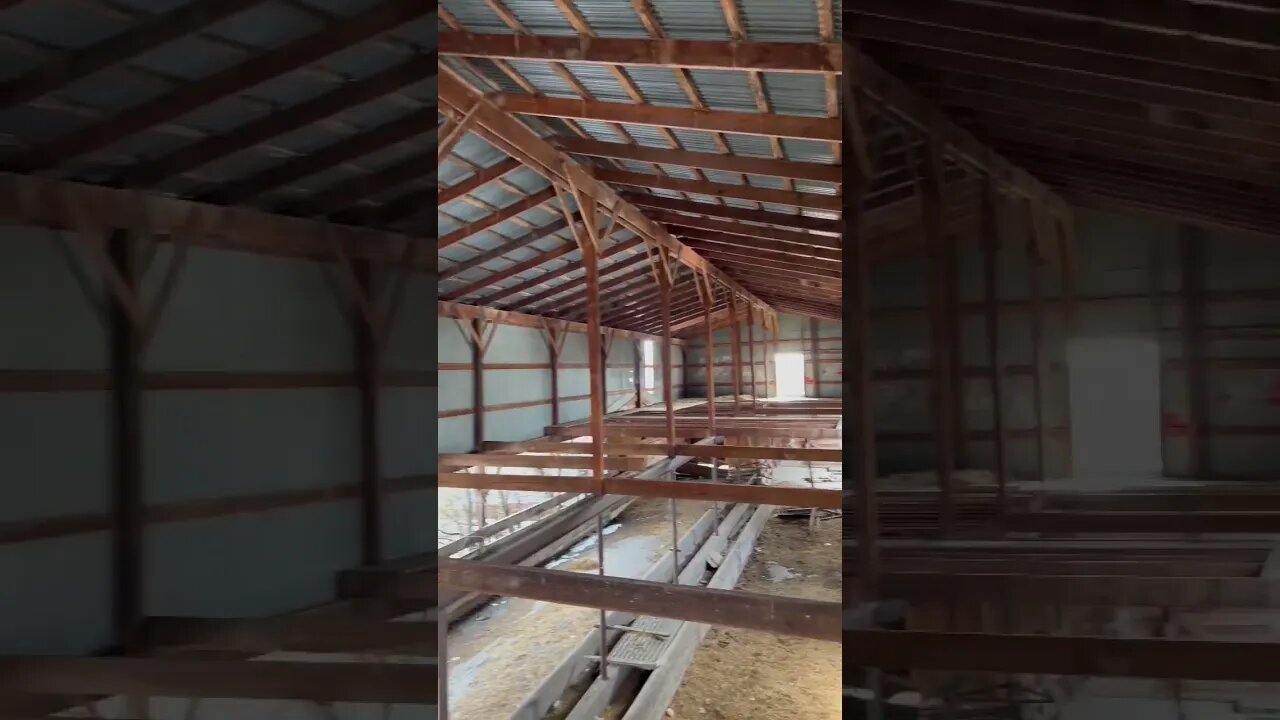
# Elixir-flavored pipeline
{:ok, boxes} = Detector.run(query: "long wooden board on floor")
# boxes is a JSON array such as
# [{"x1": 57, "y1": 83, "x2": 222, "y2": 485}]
[
  {"x1": 432, "y1": 560, "x2": 841, "y2": 642},
  {"x1": 843, "y1": 630, "x2": 1280, "y2": 681}
]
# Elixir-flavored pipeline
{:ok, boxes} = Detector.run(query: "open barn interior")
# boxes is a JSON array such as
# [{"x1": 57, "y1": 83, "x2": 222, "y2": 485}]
[{"x1": 844, "y1": 2, "x2": 1280, "y2": 719}]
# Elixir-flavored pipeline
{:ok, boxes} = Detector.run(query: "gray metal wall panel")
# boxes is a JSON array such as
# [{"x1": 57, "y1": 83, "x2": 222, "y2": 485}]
[
  {"x1": 438, "y1": 416, "x2": 474, "y2": 454},
  {"x1": 0, "y1": 393, "x2": 110, "y2": 521},
  {"x1": 143, "y1": 389, "x2": 360, "y2": 505},
  {"x1": 382, "y1": 387, "x2": 435, "y2": 478},
  {"x1": 0, "y1": 226, "x2": 107, "y2": 369},
  {"x1": 146, "y1": 502, "x2": 360, "y2": 618},
  {"x1": 486, "y1": 405, "x2": 555, "y2": 441},
  {"x1": 438, "y1": 316, "x2": 471, "y2": 363},
  {"x1": 437, "y1": 369, "x2": 475, "y2": 413},
  {"x1": 487, "y1": 324, "x2": 546, "y2": 362},
  {"x1": 383, "y1": 489, "x2": 438, "y2": 561},
  {"x1": 146, "y1": 248, "x2": 352, "y2": 372},
  {"x1": 0, "y1": 534, "x2": 112, "y2": 654},
  {"x1": 485, "y1": 368, "x2": 554, "y2": 404},
  {"x1": 383, "y1": 275, "x2": 435, "y2": 373}
]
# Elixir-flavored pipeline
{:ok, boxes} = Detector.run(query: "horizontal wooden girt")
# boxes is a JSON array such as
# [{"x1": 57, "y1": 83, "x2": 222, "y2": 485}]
[
  {"x1": 437, "y1": 559, "x2": 840, "y2": 641},
  {"x1": 0, "y1": 657, "x2": 437, "y2": 702},
  {"x1": 440, "y1": 32, "x2": 841, "y2": 73},
  {"x1": 439, "y1": 68, "x2": 774, "y2": 319},
  {"x1": 137, "y1": 616, "x2": 436, "y2": 654},
  {"x1": 844, "y1": 630, "x2": 1280, "y2": 681},
  {"x1": 855, "y1": 572, "x2": 1280, "y2": 608},
  {"x1": 0, "y1": 172, "x2": 429, "y2": 268},
  {"x1": 488, "y1": 441, "x2": 841, "y2": 463},
  {"x1": 438, "y1": 453, "x2": 650, "y2": 470}
]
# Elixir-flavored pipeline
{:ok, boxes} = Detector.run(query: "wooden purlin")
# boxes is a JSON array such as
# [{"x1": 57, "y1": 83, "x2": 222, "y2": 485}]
[
  {"x1": 438, "y1": 300, "x2": 683, "y2": 344},
  {"x1": 437, "y1": 68, "x2": 774, "y2": 320}
]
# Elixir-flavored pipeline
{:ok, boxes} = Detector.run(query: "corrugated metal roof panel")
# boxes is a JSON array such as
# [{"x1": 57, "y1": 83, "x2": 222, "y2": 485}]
[
  {"x1": 686, "y1": 70, "x2": 756, "y2": 113},
  {"x1": 499, "y1": 0, "x2": 578, "y2": 35},
  {"x1": 619, "y1": 123, "x2": 672, "y2": 147},
  {"x1": 1, "y1": 0, "x2": 130, "y2": 48},
  {"x1": 202, "y1": 1, "x2": 325, "y2": 49},
  {"x1": 54, "y1": 67, "x2": 169, "y2": 114},
  {"x1": 452, "y1": 132, "x2": 508, "y2": 168},
  {"x1": 618, "y1": 159, "x2": 653, "y2": 173},
  {"x1": 645, "y1": 0, "x2": 732, "y2": 40},
  {"x1": 127, "y1": 36, "x2": 247, "y2": 84},
  {"x1": 669, "y1": 129, "x2": 721, "y2": 154},
  {"x1": 760, "y1": 72, "x2": 828, "y2": 117},
  {"x1": 571, "y1": 0, "x2": 649, "y2": 38},
  {"x1": 738, "y1": 0, "x2": 822, "y2": 42},
  {"x1": 562, "y1": 62, "x2": 632, "y2": 103},
  {"x1": 618, "y1": 67, "x2": 690, "y2": 108},
  {"x1": 795, "y1": 181, "x2": 838, "y2": 195},
  {"x1": 722, "y1": 134, "x2": 773, "y2": 158},
  {"x1": 573, "y1": 118, "x2": 626, "y2": 142},
  {"x1": 702, "y1": 169, "x2": 743, "y2": 185},
  {"x1": 505, "y1": 60, "x2": 580, "y2": 98},
  {"x1": 440, "y1": 0, "x2": 512, "y2": 33},
  {"x1": 745, "y1": 175, "x2": 785, "y2": 190},
  {"x1": 781, "y1": 138, "x2": 837, "y2": 164},
  {"x1": 657, "y1": 165, "x2": 699, "y2": 180}
]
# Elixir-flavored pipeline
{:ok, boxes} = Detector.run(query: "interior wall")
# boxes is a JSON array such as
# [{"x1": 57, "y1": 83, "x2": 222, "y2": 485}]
[
  {"x1": 870, "y1": 207, "x2": 1280, "y2": 480},
  {"x1": 0, "y1": 228, "x2": 435, "y2": 655},
  {"x1": 437, "y1": 316, "x2": 684, "y2": 453},
  {"x1": 683, "y1": 312, "x2": 842, "y2": 399}
]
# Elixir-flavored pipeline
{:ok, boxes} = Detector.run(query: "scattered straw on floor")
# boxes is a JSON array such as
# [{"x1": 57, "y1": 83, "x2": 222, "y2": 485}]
[{"x1": 667, "y1": 517, "x2": 842, "y2": 720}]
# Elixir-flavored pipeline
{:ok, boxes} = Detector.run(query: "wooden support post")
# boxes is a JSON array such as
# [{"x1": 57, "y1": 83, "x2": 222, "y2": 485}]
[
  {"x1": 470, "y1": 318, "x2": 486, "y2": 450},
  {"x1": 747, "y1": 304, "x2": 758, "y2": 410},
  {"x1": 1181, "y1": 224, "x2": 1209, "y2": 479},
  {"x1": 540, "y1": 322, "x2": 567, "y2": 426},
  {"x1": 729, "y1": 291, "x2": 742, "y2": 410},
  {"x1": 982, "y1": 176, "x2": 1008, "y2": 522},
  {"x1": 810, "y1": 317, "x2": 821, "y2": 399},
  {"x1": 657, "y1": 250, "x2": 678, "y2": 582},
  {"x1": 921, "y1": 138, "x2": 956, "y2": 535},
  {"x1": 700, "y1": 274, "x2": 717, "y2": 427},
  {"x1": 107, "y1": 230, "x2": 142, "y2": 648},
  {"x1": 1028, "y1": 204, "x2": 1047, "y2": 483},
  {"x1": 355, "y1": 261, "x2": 382, "y2": 566}
]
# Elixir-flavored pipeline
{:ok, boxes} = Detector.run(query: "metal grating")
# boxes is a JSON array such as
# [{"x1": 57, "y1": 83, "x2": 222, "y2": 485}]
[{"x1": 607, "y1": 615, "x2": 683, "y2": 670}]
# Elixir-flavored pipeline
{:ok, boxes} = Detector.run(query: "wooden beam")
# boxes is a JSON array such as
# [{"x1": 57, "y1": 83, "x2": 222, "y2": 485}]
[
  {"x1": 0, "y1": 0, "x2": 264, "y2": 108},
  {"x1": 595, "y1": 169, "x2": 841, "y2": 211},
  {"x1": 0, "y1": 173, "x2": 429, "y2": 267},
  {"x1": 494, "y1": 94, "x2": 840, "y2": 142},
  {"x1": 0, "y1": 657, "x2": 437, "y2": 702},
  {"x1": 439, "y1": 32, "x2": 840, "y2": 73},
  {"x1": 440, "y1": 158, "x2": 523, "y2": 206},
  {"x1": 438, "y1": 472, "x2": 840, "y2": 508},
  {"x1": 858, "y1": 572, "x2": 1280, "y2": 609},
  {"x1": 843, "y1": 630, "x2": 1280, "y2": 681},
  {"x1": 437, "y1": 300, "x2": 682, "y2": 345},
  {"x1": 121, "y1": 53, "x2": 437, "y2": 187},
  {"x1": 437, "y1": 559, "x2": 841, "y2": 641},
  {"x1": 656, "y1": 212, "x2": 841, "y2": 250},
  {"x1": 137, "y1": 616, "x2": 437, "y2": 654},
  {"x1": 555, "y1": 137, "x2": 841, "y2": 183},
  {"x1": 438, "y1": 453, "x2": 651, "y2": 470},
  {"x1": 440, "y1": 69, "x2": 773, "y2": 316},
  {"x1": 9, "y1": 0, "x2": 433, "y2": 171}
]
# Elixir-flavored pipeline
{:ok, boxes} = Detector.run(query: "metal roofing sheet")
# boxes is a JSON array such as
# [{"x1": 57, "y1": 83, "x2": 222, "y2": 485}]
[
  {"x1": 738, "y1": 0, "x2": 822, "y2": 42},
  {"x1": 616, "y1": 67, "x2": 689, "y2": 108},
  {"x1": 499, "y1": 0, "x2": 578, "y2": 36},
  {"x1": 440, "y1": 1, "x2": 511, "y2": 32},
  {"x1": 685, "y1": 70, "x2": 756, "y2": 113},
  {"x1": 645, "y1": 0, "x2": 732, "y2": 40},
  {"x1": 781, "y1": 138, "x2": 837, "y2": 164},
  {"x1": 570, "y1": 0, "x2": 650, "y2": 38},
  {"x1": 2, "y1": 0, "x2": 130, "y2": 48},
  {"x1": 562, "y1": 62, "x2": 632, "y2": 103},
  {"x1": 760, "y1": 72, "x2": 829, "y2": 117},
  {"x1": 505, "y1": 60, "x2": 580, "y2": 98}
]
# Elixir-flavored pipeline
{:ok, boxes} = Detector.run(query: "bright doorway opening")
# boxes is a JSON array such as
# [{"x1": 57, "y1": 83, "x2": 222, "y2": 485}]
[
  {"x1": 641, "y1": 340, "x2": 655, "y2": 390},
  {"x1": 775, "y1": 352, "x2": 806, "y2": 398},
  {"x1": 1067, "y1": 336, "x2": 1163, "y2": 480}
]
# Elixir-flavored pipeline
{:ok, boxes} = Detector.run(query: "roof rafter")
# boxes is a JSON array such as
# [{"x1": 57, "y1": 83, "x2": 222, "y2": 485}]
[{"x1": 555, "y1": 137, "x2": 841, "y2": 184}]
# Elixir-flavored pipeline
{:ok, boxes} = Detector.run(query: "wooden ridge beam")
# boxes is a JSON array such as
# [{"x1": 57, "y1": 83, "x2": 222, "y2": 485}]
[
  {"x1": 7, "y1": 0, "x2": 434, "y2": 172},
  {"x1": 596, "y1": 169, "x2": 841, "y2": 211},
  {"x1": 494, "y1": 94, "x2": 840, "y2": 142},
  {"x1": 0, "y1": 0, "x2": 264, "y2": 109},
  {"x1": 622, "y1": 192, "x2": 842, "y2": 234},
  {"x1": 122, "y1": 52, "x2": 438, "y2": 187},
  {"x1": 0, "y1": 657, "x2": 438, "y2": 703},
  {"x1": 440, "y1": 69, "x2": 773, "y2": 319},
  {"x1": 555, "y1": 137, "x2": 841, "y2": 183},
  {"x1": 439, "y1": 32, "x2": 841, "y2": 73},
  {"x1": 0, "y1": 172, "x2": 430, "y2": 267},
  {"x1": 437, "y1": 559, "x2": 841, "y2": 641},
  {"x1": 843, "y1": 630, "x2": 1280, "y2": 681}
]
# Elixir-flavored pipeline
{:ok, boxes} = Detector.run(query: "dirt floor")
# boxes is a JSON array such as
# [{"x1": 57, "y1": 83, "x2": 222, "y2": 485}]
[
  {"x1": 667, "y1": 514, "x2": 842, "y2": 720},
  {"x1": 447, "y1": 498, "x2": 711, "y2": 720}
]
